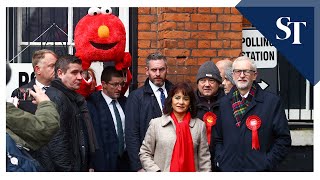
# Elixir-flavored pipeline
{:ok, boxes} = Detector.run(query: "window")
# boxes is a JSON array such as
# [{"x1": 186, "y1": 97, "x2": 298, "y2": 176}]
[{"x1": 7, "y1": 7, "x2": 120, "y2": 63}]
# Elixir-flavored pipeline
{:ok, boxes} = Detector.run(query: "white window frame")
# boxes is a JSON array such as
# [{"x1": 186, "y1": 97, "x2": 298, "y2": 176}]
[{"x1": 15, "y1": 7, "x2": 130, "y2": 63}]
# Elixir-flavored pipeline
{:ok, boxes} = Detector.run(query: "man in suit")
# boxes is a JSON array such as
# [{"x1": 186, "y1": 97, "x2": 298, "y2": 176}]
[
  {"x1": 214, "y1": 56, "x2": 291, "y2": 171},
  {"x1": 125, "y1": 52, "x2": 174, "y2": 172},
  {"x1": 11, "y1": 49, "x2": 58, "y2": 114},
  {"x1": 87, "y1": 66, "x2": 130, "y2": 171}
]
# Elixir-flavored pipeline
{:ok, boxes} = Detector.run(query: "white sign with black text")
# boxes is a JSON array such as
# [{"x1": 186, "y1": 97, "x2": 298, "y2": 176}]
[{"x1": 242, "y1": 29, "x2": 277, "y2": 68}]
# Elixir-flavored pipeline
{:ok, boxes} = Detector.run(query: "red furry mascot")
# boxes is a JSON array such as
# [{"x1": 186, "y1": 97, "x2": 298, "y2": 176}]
[{"x1": 74, "y1": 7, "x2": 132, "y2": 97}]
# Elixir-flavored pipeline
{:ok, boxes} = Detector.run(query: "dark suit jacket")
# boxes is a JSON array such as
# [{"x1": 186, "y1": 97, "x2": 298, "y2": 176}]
[
  {"x1": 87, "y1": 91, "x2": 129, "y2": 171},
  {"x1": 11, "y1": 79, "x2": 37, "y2": 114}
]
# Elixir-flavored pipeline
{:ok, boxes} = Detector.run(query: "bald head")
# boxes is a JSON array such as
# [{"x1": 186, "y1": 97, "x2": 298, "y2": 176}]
[{"x1": 216, "y1": 59, "x2": 233, "y2": 81}]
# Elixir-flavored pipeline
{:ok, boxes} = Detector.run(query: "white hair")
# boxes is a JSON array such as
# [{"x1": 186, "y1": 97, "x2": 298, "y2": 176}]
[{"x1": 232, "y1": 56, "x2": 257, "y2": 71}]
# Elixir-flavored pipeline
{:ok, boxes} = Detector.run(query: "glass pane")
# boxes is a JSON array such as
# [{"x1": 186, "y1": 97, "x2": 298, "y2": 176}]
[
  {"x1": 19, "y1": 46, "x2": 69, "y2": 63},
  {"x1": 22, "y1": 7, "x2": 68, "y2": 42}
]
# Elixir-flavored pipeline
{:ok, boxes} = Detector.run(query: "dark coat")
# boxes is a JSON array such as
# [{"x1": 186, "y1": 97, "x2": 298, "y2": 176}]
[
  {"x1": 195, "y1": 87, "x2": 225, "y2": 121},
  {"x1": 213, "y1": 82, "x2": 292, "y2": 172},
  {"x1": 195, "y1": 87, "x2": 225, "y2": 170},
  {"x1": 125, "y1": 78, "x2": 174, "y2": 171},
  {"x1": 32, "y1": 79, "x2": 97, "y2": 172},
  {"x1": 11, "y1": 79, "x2": 37, "y2": 114},
  {"x1": 87, "y1": 91, "x2": 128, "y2": 171}
]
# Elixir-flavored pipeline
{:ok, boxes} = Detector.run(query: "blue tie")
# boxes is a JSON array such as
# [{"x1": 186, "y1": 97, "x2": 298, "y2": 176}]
[
  {"x1": 158, "y1": 88, "x2": 165, "y2": 109},
  {"x1": 111, "y1": 100, "x2": 124, "y2": 156}
]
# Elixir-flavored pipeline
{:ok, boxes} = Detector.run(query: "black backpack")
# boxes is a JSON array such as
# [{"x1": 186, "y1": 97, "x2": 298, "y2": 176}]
[{"x1": 6, "y1": 133, "x2": 43, "y2": 172}]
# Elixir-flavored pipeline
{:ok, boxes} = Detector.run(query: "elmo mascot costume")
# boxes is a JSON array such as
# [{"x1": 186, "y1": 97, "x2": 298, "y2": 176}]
[{"x1": 74, "y1": 7, "x2": 132, "y2": 97}]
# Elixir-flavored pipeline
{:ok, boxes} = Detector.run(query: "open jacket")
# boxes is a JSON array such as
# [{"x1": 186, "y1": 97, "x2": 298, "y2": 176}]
[{"x1": 139, "y1": 115, "x2": 211, "y2": 172}]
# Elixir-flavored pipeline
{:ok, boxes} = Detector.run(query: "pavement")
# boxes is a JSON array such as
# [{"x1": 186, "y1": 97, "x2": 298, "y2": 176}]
[{"x1": 275, "y1": 146, "x2": 313, "y2": 172}]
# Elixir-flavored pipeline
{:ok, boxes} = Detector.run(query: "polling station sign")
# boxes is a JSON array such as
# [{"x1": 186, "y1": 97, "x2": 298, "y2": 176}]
[{"x1": 242, "y1": 29, "x2": 277, "y2": 68}]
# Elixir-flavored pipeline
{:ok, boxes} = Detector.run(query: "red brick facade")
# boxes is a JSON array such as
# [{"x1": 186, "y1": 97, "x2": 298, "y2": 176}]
[{"x1": 137, "y1": 7, "x2": 243, "y2": 87}]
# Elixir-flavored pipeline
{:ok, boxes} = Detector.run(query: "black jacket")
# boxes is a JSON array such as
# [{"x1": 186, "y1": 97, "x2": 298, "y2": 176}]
[
  {"x1": 32, "y1": 79, "x2": 98, "y2": 172},
  {"x1": 125, "y1": 78, "x2": 173, "y2": 171},
  {"x1": 195, "y1": 87, "x2": 225, "y2": 171}
]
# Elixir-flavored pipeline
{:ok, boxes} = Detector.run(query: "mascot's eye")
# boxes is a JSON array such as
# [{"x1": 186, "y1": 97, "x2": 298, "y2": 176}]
[
  {"x1": 101, "y1": 7, "x2": 112, "y2": 14},
  {"x1": 88, "y1": 7, "x2": 101, "y2": 16}
]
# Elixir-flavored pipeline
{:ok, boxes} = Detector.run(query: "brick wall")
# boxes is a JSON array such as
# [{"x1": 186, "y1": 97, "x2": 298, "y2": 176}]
[{"x1": 137, "y1": 7, "x2": 243, "y2": 87}]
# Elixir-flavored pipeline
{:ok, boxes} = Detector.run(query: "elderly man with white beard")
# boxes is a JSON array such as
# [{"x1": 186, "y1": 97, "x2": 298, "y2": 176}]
[{"x1": 213, "y1": 56, "x2": 291, "y2": 172}]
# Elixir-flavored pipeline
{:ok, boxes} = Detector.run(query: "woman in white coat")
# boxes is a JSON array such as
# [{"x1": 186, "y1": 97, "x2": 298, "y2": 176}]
[{"x1": 139, "y1": 82, "x2": 211, "y2": 172}]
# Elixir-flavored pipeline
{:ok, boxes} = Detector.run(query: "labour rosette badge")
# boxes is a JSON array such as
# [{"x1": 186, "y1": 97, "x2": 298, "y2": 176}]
[
  {"x1": 203, "y1": 112, "x2": 217, "y2": 144},
  {"x1": 246, "y1": 115, "x2": 262, "y2": 150}
]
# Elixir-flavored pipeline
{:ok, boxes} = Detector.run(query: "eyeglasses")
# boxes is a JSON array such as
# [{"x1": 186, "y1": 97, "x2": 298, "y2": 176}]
[
  {"x1": 198, "y1": 78, "x2": 217, "y2": 85},
  {"x1": 108, "y1": 81, "x2": 125, "y2": 88},
  {"x1": 233, "y1": 69, "x2": 256, "y2": 76}
]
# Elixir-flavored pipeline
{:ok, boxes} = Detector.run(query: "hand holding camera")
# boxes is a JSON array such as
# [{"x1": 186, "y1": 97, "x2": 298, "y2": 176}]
[{"x1": 29, "y1": 85, "x2": 50, "y2": 104}]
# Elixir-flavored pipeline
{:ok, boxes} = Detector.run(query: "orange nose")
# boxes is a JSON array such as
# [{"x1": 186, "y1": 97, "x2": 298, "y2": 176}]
[{"x1": 98, "y1": 25, "x2": 110, "y2": 38}]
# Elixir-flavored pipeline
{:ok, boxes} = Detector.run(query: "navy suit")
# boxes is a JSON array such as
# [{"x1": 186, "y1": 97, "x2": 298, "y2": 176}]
[
  {"x1": 11, "y1": 79, "x2": 37, "y2": 114},
  {"x1": 87, "y1": 91, "x2": 130, "y2": 172}
]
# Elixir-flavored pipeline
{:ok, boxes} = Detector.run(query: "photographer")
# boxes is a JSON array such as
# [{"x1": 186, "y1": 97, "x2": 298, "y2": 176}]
[{"x1": 6, "y1": 62, "x2": 60, "y2": 151}]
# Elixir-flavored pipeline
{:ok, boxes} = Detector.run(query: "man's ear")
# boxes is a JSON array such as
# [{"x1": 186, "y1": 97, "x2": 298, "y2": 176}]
[
  {"x1": 57, "y1": 69, "x2": 63, "y2": 78},
  {"x1": 145, "y1": 67, "x2": 149, "y2": 76},
  {"x1": 34, "y1": 65, "x2": 40, "y2": 75}
]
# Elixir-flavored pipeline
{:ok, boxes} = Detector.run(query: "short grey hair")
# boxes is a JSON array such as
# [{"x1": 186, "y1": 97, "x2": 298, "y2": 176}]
[
  {"x1": 145, "y1": 52, "x2": 167, "y2": 68},
  {"x1": 232, "y1": 56, "x2": 257, "y2": 71}
]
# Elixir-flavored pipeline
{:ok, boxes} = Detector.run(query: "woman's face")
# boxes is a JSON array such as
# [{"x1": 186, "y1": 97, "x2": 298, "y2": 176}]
[{"x1": 171, "y1": 91, "x2": 190, "y2": 115}]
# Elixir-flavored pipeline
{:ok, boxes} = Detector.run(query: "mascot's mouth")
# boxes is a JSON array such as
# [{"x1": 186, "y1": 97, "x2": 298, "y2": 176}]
[{"x1": 90, "y1": 41, "x2": 117, "y2": 50}]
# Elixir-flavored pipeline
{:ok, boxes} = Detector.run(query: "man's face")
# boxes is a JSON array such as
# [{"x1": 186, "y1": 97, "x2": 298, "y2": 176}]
[
  {"x1": 102, "y1": 76, "x2": 124, "y2": 99},
  {"x1": 146, "y1": 59, "x2": 167, "y2": 87},
  {"x1": 197, "y1": 78, "x2": 220, "y2": 97},
  {"x1": 216, "y1": 63, "x2": 226, "y2": 82},
  {"x1": 232, "y1": 60, "x2": 257, "y2": 92},
  {"x1": 36, "y1": 53, "x2": 57, "y2": 82},
  {"x1": 222, "y1": 76, "x2": 234, "y2": 94},
  {"x1": 57, "y1": 63, "x2": 83, "y2": 91}
]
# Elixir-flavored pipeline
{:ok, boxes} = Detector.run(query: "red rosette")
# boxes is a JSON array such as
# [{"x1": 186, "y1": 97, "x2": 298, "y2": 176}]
[
  {"x1": 246, "y1": 115, "x2": 262, "y2": 150},
  {"x1": 203, "y1": 112, "x2": 217, "y2": 145}
]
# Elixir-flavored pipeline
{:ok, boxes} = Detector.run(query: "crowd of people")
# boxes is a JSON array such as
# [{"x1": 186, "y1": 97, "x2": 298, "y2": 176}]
[{"x1": 6, "y1": 50, "x2": 291, "y2": 172}]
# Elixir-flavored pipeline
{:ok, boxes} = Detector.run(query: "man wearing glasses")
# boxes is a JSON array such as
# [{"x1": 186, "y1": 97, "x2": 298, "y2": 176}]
[
  {"x1": 213, "y1": 56, "x2": 291, "y2": 171},
  {"x1": 87, "y1": 66, "x2": 130, "y2": 172}
]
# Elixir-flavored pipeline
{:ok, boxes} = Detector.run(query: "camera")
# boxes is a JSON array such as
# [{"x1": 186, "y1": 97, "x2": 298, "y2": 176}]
[{"x1": 16, "y1": 88, "x2": 34, "y2": 101}]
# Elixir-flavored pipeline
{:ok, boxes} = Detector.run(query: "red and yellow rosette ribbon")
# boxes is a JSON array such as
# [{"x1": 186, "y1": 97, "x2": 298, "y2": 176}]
[
  {"x1": 246, "y1": 115, "x2": 262, "y2": 150},
  {"x1": 203, "y1": 112, "x2": 217, "y2": 145}
]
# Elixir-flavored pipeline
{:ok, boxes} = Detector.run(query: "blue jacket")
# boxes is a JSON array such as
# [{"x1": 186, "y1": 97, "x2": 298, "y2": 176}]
[
  {"x1": 213, "y1": 82, "x2": 291, "y2": 171},
  {"x1": 87, "y1": 91, "x2": 127, "y2": 172},
  {"x1": 125, "y1": 78, "x2": 173, "y2": 171}
]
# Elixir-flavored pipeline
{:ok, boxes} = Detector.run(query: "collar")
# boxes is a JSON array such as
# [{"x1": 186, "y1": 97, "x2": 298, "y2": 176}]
[
  {"x1": 161, "y1": 115, "x2": 196, "y2": 128},
  {"x1": 35, "y1": 79, "x2": 47, "y2": 89},
  {"x1": 149, "y1": 79, "x2": 166, "y2": 93},
  {"x1": 100, "y1": 91, "x2": 114, "y2": 105},
  {"x1": 227, "y1": 81, "x2": 264, "y2": 103},
  {"x1": 241, "y1": 91, "x2": 250, "y2": 98}
]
